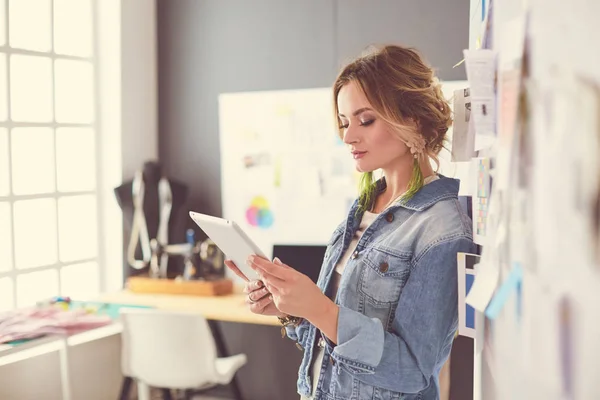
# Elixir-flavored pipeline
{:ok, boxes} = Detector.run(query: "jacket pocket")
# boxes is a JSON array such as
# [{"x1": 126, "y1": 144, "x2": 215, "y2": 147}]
[
  {"x1": 356, "y1": 379, "x2": 405, "y2": 400},
  {"x1": 357, "y1": 248, "x2": 411, "y2": 330},
  {"x1": 358, "y1": 248, "x2": 410, "y2": 304}
]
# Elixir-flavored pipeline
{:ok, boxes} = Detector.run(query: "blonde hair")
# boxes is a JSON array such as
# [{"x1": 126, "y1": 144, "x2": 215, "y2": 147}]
[{"x1": 333, "y1": 44, "x2": 452, "y2": 211}]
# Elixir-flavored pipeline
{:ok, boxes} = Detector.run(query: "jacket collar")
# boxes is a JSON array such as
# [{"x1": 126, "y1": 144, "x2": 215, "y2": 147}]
[{"x1": 374, "y1": 174, "x2": 460, "y2": 212}]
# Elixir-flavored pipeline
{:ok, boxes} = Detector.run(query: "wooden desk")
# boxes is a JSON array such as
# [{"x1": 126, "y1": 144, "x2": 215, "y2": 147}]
[{"x1": 96, "y1": 288, "x2": 280, "y2": 327}]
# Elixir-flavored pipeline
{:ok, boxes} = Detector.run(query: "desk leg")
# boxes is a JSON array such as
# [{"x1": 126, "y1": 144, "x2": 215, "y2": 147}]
[
  {"x1": 118, "y1": 377, "x2": 133, "y2": 400},
  {"x1": 208, "y1": 321, "x2": 244, "y2": 400},
  {"x1": 58, "y1": 340, "x2": 72, "y2": 400},
  {"x1": 138, "y1": 381, "x2": 151, "y2": 400}
]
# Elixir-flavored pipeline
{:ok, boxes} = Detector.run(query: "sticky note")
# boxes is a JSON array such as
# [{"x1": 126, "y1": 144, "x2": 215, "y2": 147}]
[{"x1": 485, "y1": 263, "x2": 523, "y2": 320}]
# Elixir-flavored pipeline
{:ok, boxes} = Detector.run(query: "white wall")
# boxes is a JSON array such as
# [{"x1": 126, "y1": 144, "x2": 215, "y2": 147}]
[{"x1": 98, "y1": 0, "x2": 160, "y2": 293}]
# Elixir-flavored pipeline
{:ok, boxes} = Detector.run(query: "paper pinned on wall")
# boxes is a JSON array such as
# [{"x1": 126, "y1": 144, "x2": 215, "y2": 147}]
[
  {"x1": 485, "y1": 263, "x2": 523, "y2": 320},
  {"x1": 466, "y1": 214, "x2": 502, "y2": 313},
  {"x1": 458, "y1": 252, "x2": 482, "y2": 338},
  {"x1": 473, "y1": 157, "x2": 492, "y2": 245},
  {"x1": 451, "y1": 87, "x2": 476, "y2": 162},
  {"x1": 464, "y1": 49, "x2": 497, "y2": 137},
  {"x1": 466, "y1": 257, "x2": 500, "y2": 313}
]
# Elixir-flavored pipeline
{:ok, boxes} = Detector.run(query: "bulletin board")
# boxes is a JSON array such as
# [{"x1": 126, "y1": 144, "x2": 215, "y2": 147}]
[{"x1": 463, "y1": 0, "x2": 600, "y2": 399}]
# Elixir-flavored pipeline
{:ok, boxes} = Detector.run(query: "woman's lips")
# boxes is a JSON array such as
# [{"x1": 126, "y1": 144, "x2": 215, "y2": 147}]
[{"x1": 352, "y1": 151, "x2": 367, "y2": 159}]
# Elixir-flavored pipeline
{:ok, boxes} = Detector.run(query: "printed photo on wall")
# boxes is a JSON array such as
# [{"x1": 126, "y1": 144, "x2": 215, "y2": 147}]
[
  {"x1": 457, "y1": 252, "x2": 481, "y2": 338},
  {"x1": 451, "y1": 87, "x2": 476, "y2": 161}
]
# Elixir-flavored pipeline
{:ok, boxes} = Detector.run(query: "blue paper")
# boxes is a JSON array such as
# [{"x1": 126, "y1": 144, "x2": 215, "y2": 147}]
[
  {"x1": 485, "y1": 264, "x2": 523, "y2": 320},
  {"x1": 466, "y1": 273, "x2": 476, "y2": 329}
]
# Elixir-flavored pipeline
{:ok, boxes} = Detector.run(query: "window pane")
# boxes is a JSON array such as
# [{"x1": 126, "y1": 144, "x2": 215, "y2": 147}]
[
  {"x1": 54, "y1": 0, "x2": 92, "y2": 57},
  {"x1": 9, "y1": 0, "x2": 52, "y2": 52},
  {"x1": 10, "y1": 55, "x2": 53, "y2": 122},
  {"x1": 0, "y1": 128, "x2": 8, "y2": 196},
  {"x1": 0, "y1": 0, "x2": 6, "y2": 46},
  {"x1": 60, "y1": 261, "x2": 98, "y2": 300},
  {"x1": 16, "y1": 269, "x2": 58, "y2": 307},
  {"x1": 11, "y1": 128, "x2": 55, "y2": 195},
  {"x1": 56, "y1": 128, "x2": 96, "y2": 192},
  {"x1": 0, "y1": 277, "x2": 14, "y2": 312},
  {"x1": 14, "y1": 198, "x2": 57, "y2": 269},
  {"x1": 55, "y1": 59, "x2": 94, "y2": 123},
  {"x1": 58, "y1": 195, "x2": 97, "y2": 262},
  {"x1": 0, "y1": 202, "x2": 12, "y2": 273},
  {"x1": 0, "y1": 53, "x2": 7, "y2": 121}
]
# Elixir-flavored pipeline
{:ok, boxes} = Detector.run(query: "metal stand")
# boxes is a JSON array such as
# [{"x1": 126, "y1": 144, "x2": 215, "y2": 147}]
[{"x1": 207, "y1": 320, "x2": 244, "y2": 400}]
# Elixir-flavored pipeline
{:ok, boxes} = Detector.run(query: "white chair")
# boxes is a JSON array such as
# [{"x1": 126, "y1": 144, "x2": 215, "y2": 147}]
[{"x1": 119, "y1": 308, "x2": 247, "y2": 400}]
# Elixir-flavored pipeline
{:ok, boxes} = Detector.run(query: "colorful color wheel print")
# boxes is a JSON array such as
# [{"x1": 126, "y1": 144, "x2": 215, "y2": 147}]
[{"x1": 245, "y1": 196, "x2": 274, "y2": 228}]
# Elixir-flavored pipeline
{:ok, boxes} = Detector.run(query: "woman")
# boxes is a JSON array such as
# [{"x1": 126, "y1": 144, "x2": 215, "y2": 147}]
[{"x1": 226, "y1": 45, "x2": 475, "y2": 400}]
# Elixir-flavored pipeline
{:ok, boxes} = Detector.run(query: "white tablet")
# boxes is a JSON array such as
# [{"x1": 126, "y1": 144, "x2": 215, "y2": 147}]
[{"x1": 189, "y1": 211, "x2": 267, "y2": 281}]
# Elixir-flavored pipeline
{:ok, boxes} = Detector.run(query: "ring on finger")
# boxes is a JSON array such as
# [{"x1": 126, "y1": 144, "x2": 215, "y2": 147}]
[{"x1": 247, "y1": 293, "x2": 257, "y2": 304}]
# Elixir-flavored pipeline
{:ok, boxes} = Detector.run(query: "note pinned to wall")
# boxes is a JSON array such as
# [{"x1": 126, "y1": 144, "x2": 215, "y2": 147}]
[
  {"x1": 472, "y1": 157, "x2": 492, "y2": 245},
  {"x1": 465, "y1": 257, "x2": 500, "y2": 313},
  {"x1": 451, "y1": 87, "x2": 476, "y2": 162},
  {"x1": 464, "y1": 49, "x2": 497, "y2": 137},
  {"x1": 458, "y1": 252, "x2": 482, "y2": 338},
  {"x1": 485, "y1": 263, "x2": 523, "y2": 320}
]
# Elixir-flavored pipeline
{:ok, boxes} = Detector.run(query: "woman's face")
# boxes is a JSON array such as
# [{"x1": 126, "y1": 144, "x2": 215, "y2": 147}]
[{"x1": 337, "y1": 81, "x2": 412, "y2": 173}]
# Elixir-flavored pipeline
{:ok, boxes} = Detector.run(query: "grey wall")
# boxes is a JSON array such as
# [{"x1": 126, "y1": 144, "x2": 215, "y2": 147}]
[
  {"x1": 157, "y1": 0, "x2": 468, "y2": 222},
  {"x1": 156, "y1": 2, "x2": 470, "y2": 399}
]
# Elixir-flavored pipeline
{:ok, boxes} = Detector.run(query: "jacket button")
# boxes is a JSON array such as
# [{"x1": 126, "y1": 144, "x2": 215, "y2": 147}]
[
  {"x1": 379, "y1": 262, "x2": 389, "y2": 273},
  {"x1": 385, "y1": 212, "x2": 394, "y2": 222},
  {"x1": 351, "y1": 250, "x2": 359, "y2": 260}
]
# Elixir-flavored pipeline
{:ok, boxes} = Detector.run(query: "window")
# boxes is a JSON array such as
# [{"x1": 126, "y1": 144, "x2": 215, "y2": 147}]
[{"x1": 0, "y1": 0, "x2": 103, "y2": 310}]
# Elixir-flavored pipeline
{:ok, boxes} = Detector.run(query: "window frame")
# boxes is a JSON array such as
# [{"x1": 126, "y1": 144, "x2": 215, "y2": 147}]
[{"x1": 0, "y1": 0, "x2": 106, "y2": 310}]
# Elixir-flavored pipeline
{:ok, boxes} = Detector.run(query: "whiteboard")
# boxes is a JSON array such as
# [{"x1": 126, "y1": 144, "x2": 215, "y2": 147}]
[{"x1": 218, "y1": 88, "x2": 357, "y2": 266}]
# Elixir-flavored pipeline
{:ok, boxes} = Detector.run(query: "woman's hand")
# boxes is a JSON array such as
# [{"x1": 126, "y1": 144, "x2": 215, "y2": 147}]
[
  {"x1": 246, "y1": 256, "x2": 331, "y2": 321},
  {"x1": 243, "y1": 279, "x2": 288, "y2": 317},
  {"x1": 224, "y1": 260, "x2": 286, "y2": 318}
]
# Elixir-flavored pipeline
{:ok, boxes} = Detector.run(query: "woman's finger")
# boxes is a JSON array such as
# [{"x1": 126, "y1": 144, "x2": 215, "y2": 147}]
[
  {"x1": 255, "y1": 268, "x2": 286, "y2": 289},
  {"x1": 260, "y1": 276, "x2": 285, "y2": 292},
  {"x1": 225, "y1": 259, "x2": 249, "y2": 282},
  {"x1": 247, "y1": 256, "x2": 292, "y2": 280},
  {"x1": 247, "y1": 287, "x2": 270, "y2": 302},
  {"x1": 262, "y1": 280, "x2": 280, "y2": 295},
  {"x1": 243, "y1": 279, "x2": 263, "y2": 293},
  {"x1": 245, "y1": 291, "x2": 273, "y2": 313}
]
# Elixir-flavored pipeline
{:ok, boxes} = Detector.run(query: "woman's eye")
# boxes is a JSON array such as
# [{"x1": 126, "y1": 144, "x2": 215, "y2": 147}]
[
  {"x1": 360, "y1": 119, "x2": 374, "y2": 126},
  {"x1": 339, "y1": 123, "x2": 349, "y2": 129}
]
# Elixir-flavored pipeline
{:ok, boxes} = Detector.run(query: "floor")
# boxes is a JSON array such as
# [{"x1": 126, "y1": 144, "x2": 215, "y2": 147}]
[
  {"x1": 148, "y1": 386, "x2": 234, "y2": 400},
  {"x1": 192, "y1": 397, "x2": 227, "y2": 400}
]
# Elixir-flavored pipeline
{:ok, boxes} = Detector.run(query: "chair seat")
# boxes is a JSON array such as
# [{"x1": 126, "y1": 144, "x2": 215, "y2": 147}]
[
  {"x1": 214, "y1": 354, "x2": 248, "y2": 385},
  {"x1": 120, "y1": 309, "x2": 248, "y2": 400}
]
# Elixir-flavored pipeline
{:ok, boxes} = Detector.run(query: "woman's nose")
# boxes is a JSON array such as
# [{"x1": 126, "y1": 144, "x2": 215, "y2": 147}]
[{"x1": 343, "y1": 125, "x2": 359, "y2": 145}]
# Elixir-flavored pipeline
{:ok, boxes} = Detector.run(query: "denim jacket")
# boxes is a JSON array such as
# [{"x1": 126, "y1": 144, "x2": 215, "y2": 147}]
[{"x1": 286, "y1": 175, "x2": 476, "y2": 400}]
